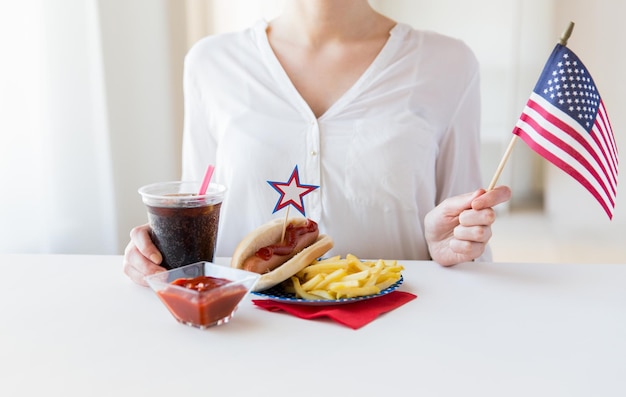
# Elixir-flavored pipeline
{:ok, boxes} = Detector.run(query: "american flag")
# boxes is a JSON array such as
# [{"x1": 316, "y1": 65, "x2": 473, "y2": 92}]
[{"x1": 513, "y1": 44, "x2": 619, "y2": 219}]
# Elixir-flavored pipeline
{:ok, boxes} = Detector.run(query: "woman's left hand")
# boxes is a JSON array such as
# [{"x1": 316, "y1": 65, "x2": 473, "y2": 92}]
[{"x1": 424, "y1": 185, "x2": 512, "y2": 266}]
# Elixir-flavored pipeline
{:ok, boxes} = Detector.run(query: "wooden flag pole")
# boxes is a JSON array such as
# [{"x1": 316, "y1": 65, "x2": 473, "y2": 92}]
[
  {"x1": 487, "y1": 135, "x2": 518, "y2": 191},
  {"x1": 559, "y1": 21, "x2": 575, "y2": 46},
  {"x1": 487, "y1": 21, "x2": 575, "y2": 191}
]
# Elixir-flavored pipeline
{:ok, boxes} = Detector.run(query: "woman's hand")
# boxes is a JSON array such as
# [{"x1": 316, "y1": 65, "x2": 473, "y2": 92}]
[
  {"x1": 122, "y1": 223, "x2": 165, "y2": 286},
  {"x1": 424, "y1": 185, "x2": 512, "y2": 266}
]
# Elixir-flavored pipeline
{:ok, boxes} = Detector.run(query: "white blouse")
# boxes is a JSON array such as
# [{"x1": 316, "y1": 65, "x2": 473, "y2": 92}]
[{"x1": 182, "y1": 20, "x2": 489, "y2": 261}]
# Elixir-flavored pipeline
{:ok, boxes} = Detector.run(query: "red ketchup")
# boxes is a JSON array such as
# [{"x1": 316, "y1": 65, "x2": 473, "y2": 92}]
[
  {"x1": 157, "y1": 275, "x2": 248, "y2": 327},
  {"x1": 255, "y1": 219, "x2": 318, "y2": 260}
]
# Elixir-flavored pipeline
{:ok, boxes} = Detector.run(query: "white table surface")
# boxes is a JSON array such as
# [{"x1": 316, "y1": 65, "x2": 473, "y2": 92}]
[{"x1": 1, "y1": 254, "x2": 625, "y2": 397}]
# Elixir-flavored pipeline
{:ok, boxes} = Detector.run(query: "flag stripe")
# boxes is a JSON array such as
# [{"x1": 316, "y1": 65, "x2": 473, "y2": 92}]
[
  {"x1": 596, "y1": 102, "x2": 619, "y2": 176},
  {"x1": 514, "y1": 113, "x2": 615, "y2": 214},
  {"x1": 591, "y1": 122, "x2": 619, "y2": 189},
  {"x1": 591, "y1": 104, "x2": 619, "y2": 184},
  {"x1": 526, "y1": 94, "x2": 617, "y2": 196},
  {"x1": 513, "y1": 108, "x2": 613, "y2": 204},
  {"x1": 514, "y1": 124, "x2": 614, "y2": 218},
  {"x1": 518, "y1": 94, "x2": 617, "y2": 203},
  {"x1": 514, "y1": 112, "x2": 615, "y2": 209}
]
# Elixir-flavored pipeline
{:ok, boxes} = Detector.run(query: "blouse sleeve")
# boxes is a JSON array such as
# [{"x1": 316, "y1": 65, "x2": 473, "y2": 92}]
[
  {"x1": 434, "y1": 52, "x2": 493, "y2": 261},
  {"x1": 434, "y1": 61, "x2": 484, "y2": 201},
  {"x1": 181, "y1": 44, "x2": 216, "y2": 182}
]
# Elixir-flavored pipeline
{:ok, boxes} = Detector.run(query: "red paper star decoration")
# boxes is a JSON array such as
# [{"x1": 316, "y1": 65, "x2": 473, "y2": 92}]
[{"x1": 268, "y1": 165, "x2": 319, "y2": 216}]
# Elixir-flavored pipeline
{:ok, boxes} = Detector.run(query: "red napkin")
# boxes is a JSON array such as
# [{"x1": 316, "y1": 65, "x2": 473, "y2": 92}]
[{"x1": 252, "y1": 291, "x2": 417, "y2": 330}]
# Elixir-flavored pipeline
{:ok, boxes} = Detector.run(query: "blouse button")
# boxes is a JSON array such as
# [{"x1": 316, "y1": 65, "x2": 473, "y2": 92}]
[{"x1": 310, "y1": 150, "x2": 317, "y2": 156}]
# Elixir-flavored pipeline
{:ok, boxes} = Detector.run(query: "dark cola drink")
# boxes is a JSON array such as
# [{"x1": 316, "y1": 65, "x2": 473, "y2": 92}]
[
  {"x1": 139, "y1": 182, "x2": 226, "y2": 270},
  {"x1": 147, "y1": 199, "x2": 222, "y2": 269}
]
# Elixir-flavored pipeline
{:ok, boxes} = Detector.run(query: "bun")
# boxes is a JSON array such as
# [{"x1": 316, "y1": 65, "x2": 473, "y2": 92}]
[{"x1": 231, "y1": 218, "x2": 333, "y2": 291}]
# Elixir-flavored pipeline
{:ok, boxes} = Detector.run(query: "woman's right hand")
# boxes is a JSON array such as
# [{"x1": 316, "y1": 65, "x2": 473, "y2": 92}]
[{"x1": 123, "y1": 223, "x2": 165, "y2": 286}]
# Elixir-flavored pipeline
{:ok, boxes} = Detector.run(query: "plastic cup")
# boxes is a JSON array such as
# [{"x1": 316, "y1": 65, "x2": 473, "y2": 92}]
[{"x1": 138, "y1": 181, "x2": 226, "y2": 270}]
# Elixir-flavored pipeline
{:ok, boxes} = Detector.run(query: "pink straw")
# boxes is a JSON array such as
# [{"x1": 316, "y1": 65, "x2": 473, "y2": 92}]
[{"x1": 198, "y1": 164, "x2": 215, "y2": 195}]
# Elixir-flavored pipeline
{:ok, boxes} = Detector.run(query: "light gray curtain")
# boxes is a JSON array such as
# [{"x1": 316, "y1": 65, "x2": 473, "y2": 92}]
[{"x1": 0, "y1": 0, "x2": 117, "y2": 253}]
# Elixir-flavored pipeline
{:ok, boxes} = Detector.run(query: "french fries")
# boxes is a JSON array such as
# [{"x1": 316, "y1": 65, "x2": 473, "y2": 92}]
[{"x1": 286, "y1": 254, "x2": 404, "y2": 300}]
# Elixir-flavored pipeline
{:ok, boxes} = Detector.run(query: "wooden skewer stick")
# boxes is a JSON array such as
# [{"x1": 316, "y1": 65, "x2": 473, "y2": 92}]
[
  {"x1": 487, "y1": 21, "x2": 575, "y2": 191},
  {"x1": 281, "y1": 206, "x2": 290, "y2": 243}
]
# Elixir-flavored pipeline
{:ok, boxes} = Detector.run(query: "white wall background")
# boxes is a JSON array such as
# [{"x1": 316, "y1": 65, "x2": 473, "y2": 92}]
[
  {"x1": 98, "y1": 0, "x2": 182, "y2": 252},
  {"x1": 1, "y1": 0, "x2": 623, "y2": 255}
]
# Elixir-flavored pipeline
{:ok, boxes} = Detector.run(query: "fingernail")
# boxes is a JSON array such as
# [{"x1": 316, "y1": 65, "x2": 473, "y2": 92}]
[{"x1": 150, "y1": 253, "x2": 162, "y2": 264}]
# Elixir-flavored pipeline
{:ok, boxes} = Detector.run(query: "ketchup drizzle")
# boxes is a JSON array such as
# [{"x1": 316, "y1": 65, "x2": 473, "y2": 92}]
[{"x1": 255, "y1": 219, "x2": 318, "y2": 260}]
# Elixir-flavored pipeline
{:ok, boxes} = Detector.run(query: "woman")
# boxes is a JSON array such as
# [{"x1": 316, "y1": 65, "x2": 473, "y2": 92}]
[{"x1": 124, "y1": 0, "x2": 511, "y2": 286}]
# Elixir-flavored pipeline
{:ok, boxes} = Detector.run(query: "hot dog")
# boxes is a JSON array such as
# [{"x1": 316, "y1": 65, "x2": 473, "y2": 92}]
[{"x1": 230, "y1": 218, "x2": 333, "y2": 292}]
